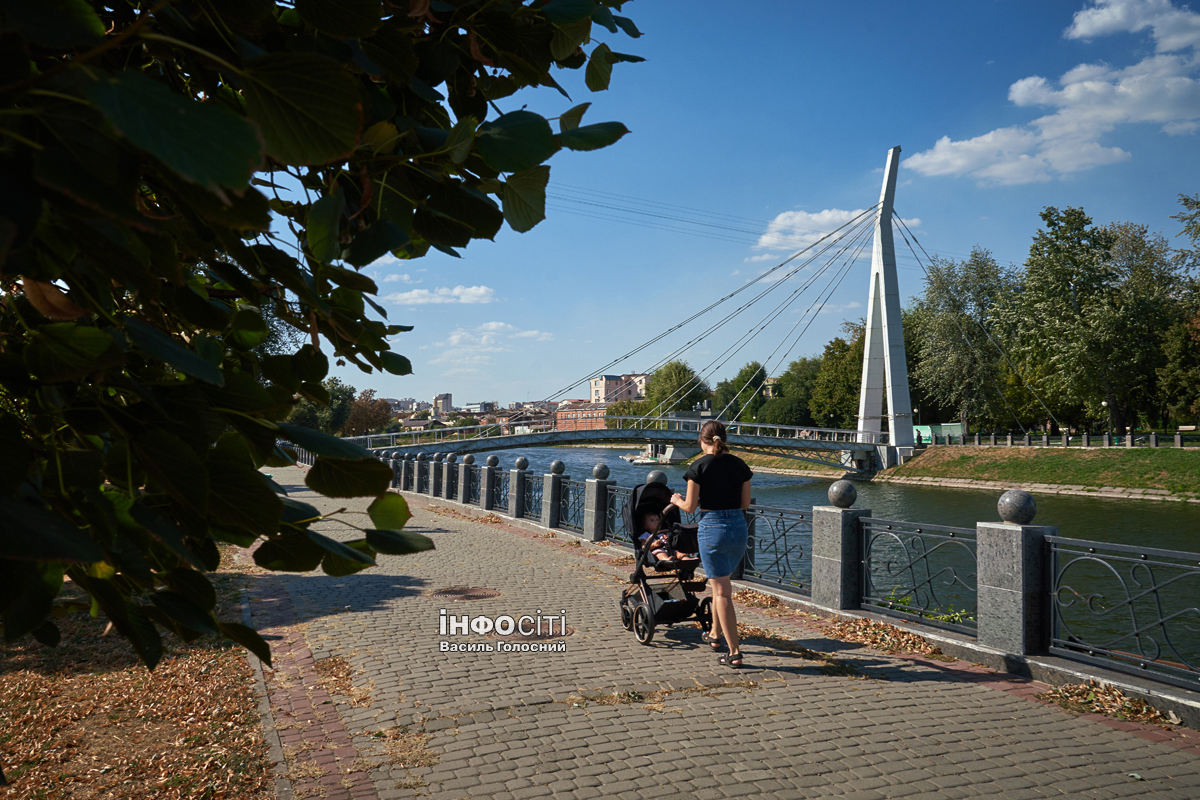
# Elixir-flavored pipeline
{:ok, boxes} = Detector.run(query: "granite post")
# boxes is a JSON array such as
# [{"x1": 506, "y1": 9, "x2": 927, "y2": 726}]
[
  {"x1": 976, "y1": 490, "x2": 1056, "y2": 655},
  {"x1": 584, "y1": 464, "x2": 614, "y2": 543},
  {"x1": 811, "y1": 481, "x2": 871, "y2": 611},
  {"x1": 542, "y1": 461, "x2": 565, "y2": 529}
]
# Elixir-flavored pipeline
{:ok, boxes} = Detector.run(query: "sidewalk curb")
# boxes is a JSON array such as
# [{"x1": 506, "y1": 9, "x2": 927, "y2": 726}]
[{"x1": 240, "y1": 574, "x2": 294, "y2": 800}]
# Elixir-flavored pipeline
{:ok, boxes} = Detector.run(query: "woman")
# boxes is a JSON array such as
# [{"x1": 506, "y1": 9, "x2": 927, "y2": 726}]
[{"x1": 669, "y1": 420, "x2": 753, "y2": 668}]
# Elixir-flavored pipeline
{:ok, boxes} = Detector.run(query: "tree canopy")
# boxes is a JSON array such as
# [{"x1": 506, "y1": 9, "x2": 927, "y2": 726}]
[
  {"x1": 644, "y1": 360, "x2": 709, "y2": 415},
  {"x1": 0, "y1": 0, "x2": 642, "y2": 668}
]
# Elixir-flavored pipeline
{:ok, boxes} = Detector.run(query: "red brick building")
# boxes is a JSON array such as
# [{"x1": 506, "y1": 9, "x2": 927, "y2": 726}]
[{"x1": 555, "y1": 400, "x2": 608, "y2": 431}]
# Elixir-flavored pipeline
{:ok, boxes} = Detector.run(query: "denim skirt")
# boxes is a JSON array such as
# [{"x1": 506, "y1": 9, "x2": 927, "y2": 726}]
[{"x1": 697, "y1": 508, "x2": 748, "y2": 579}]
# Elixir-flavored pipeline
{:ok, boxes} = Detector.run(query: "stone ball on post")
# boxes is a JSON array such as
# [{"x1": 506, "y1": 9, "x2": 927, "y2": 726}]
[
  {"x1": 446, "y1": 453, "x2": 457, "y2": 463},
  {"x1": 828, "y1": 480, "x2": 857, "y2": 509},
  {"x1": 647, "y1": 470, "x2": 668, "y2": 485},
  {"x1": 416, "y1": 452, "x2": 426, "y2": 462},
  {"x1": 462, "y1": 454, "x2": 475, "y2": 465},
  {"x1": 433, "y1": 452, "x2": 444, "y2": 462},
  {"x1": 550, "y1": 460, "x2": 565, "y2": 475},
  {"x1": 593, "y1": 463, "x2": 610, "y2": 480},
  {"x1": 515, "y1": 456, "x2": 529, "y2": 470},
  {"x1": 486, "y1": 455, "x2": 499, "y2": 467},
  {"x1": 998, "y1": 489, "x2": 1037, "y2": 525}
]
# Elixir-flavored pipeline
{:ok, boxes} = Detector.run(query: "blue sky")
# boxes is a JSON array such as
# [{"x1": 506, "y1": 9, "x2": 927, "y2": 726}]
[{"x1": 337, "y1": 0, "x2": 1200, "y2": 408}]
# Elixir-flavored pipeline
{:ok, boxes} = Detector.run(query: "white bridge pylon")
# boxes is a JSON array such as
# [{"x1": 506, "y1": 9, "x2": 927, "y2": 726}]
[{"x1": 857, "y1": 146, "x2": 915, "y2": 452}]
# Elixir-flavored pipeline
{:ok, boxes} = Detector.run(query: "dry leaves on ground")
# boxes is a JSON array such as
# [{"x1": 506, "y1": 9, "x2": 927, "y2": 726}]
[
  {"x1": 826, "y1": 617, "x2": 952, "y2": 659},
  {"x1": 313, "y1": 656, "x2": 372, "y2": 708},
  {"x1": 733, "y1": 589, "x2": 785, "y2": 609},
  {"x1": 1037, "y1": 680, "x2": 1180, "y2": 725},
  {"x1": 0, "y1": 568, "x2": 271, "y2": 800}
]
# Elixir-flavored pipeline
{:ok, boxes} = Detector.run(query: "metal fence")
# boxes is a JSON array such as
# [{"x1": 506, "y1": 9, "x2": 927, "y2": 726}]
[
  {"x1": 466, "y1": 465, "x2": 480, "y2": 505},
  {"x1": 559, "y1": 480, "x2": 584, "y2": 531},
  {"x1": 1048, "y1": 536, "x2": 1200, "y2": 691},
  {"x1": 860, "y1": 517, "x2": 978, "y2": 634},
  {"x1": 606, "y1": 486, "x2": 633, "y2": 544},
  {"x1": 743, "y1": 504, "x2": 812, "y2": 592},
  {"x1": 416, "y1": 464, "x2": 429, "y2": 494},
  {"x1": 524, "y1": 475, "x2": 543, "y2": 520},
  {"x1": 444, "y1": 466, "x2": 457, "y2": 500},
  {"x1": 494, "y1": 470, "x2": 510, "y2": 513}
]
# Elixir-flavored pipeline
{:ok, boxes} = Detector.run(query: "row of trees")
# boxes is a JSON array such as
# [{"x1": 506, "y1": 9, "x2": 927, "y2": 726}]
[{"x1": 615, "y1": 197, "x2": 1200, "y2": 434}]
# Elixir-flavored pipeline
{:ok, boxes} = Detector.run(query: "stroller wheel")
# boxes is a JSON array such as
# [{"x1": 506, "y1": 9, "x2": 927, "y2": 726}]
[
  {"x1": 620, "y1": 600, "x2": 633, "y2": 631},
  {"x1": 697, "y1": 596, "x2": 713, "y2": 630},
  {"x1": 633, "y1": 603, "x2": 655, "y2": 645}
]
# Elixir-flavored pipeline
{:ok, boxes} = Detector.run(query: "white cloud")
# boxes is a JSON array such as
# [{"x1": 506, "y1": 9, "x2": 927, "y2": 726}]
[
  {"x1": 743, "y1": 254, "x2": 778, "y2": 263},
  {"x1": 819, "y1": 301, "x2": 863, "y2": 315},
  {"x1": 906, "y1": 0, "x2": 1200, "y2": 185},
  {"x1": 384, "y1": 285, "x2": 495, "y2": 305},
  {"x1": 753, "y1": 210, "x2": 921, "y2": 253},
  {"x1": 382, "y1": 273, "x2": 414, "y2": 283},
  {"x1": 428, "y1": 322, "x2": 553, "y2": 366}
]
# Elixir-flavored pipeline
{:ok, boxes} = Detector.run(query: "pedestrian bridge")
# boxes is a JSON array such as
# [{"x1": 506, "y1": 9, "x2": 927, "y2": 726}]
[{"x1": 352, "y1": 417, "x2": 892, "y2": 471}]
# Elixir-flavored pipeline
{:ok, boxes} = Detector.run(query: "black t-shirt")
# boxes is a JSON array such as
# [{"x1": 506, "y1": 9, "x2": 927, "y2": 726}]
[{"x1": 683, "y1": 453, "x2": 753, "y2": 510}]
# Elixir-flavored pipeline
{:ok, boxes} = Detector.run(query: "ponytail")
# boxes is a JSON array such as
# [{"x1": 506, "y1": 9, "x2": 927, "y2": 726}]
[{"x1": 700, "y1": 421, "x2": 729, "y2": 455}]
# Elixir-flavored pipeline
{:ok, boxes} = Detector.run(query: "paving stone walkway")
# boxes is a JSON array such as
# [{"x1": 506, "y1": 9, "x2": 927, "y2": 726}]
[{"x1": 250, "y1": 466, "x2": 1200, "y2": 799}]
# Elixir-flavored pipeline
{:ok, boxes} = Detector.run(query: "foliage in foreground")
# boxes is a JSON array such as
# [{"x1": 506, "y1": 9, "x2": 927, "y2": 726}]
[{"x1": 0, "y1": 0, "x2": 641, "y2": 671}]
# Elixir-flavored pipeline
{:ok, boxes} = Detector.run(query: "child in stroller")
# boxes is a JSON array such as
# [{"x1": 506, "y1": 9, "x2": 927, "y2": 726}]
[
  {"x1": 636, "y1": 508, "x2": 698, "y2": 566},
  {"x1": 619, "y1": 481, "x2": 712, "y2": 644}
]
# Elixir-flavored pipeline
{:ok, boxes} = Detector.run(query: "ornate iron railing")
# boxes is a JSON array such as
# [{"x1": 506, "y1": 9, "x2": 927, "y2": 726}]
[
  {"x1": 860, "y1": 517, "x2": 978, "y2": 634},
  {"x1": 559, "y1": 480, "x2": 584, "y2": 531},
  {"x1": 466, "y1": 465, "x2": 481, "y2": 505},
  {"x1": 444, "y1": 466, "x2": 457, "y2": 500},
  {"x1": 524, "y1": 475, "x2": 543, "y2": 520},
  {"x1": 743, "y1": 504, "x2": 812, "y2": 592},
  {"x1": 606, "y1": 486, "x2": 633, "y2": 544},
  {"x1": 402, "y1": 463, "x2": 413, "y2": 491},
  {"x1": 416, "y1": 464, "x2": 430, "y2": 494},
  {"x1": 1048, "y1": 536, "x2": 1200, "y2": 690},
  {"x1": 494, "y1": 470, "x2": 510, "y2": 513}
]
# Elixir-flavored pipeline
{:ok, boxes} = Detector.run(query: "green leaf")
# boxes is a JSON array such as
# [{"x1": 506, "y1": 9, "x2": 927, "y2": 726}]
[
  {"x1": 320, "y1": 542, "x2": 376, "y2": 577},
  {"x1": 503, "y1": 166, "x2": 550, "y2": 233},
  {"x1": 307, "y1": 186, "x2": 344, "y2": 264},
  {"x1": 292, "y1": 345, "x2": 329, "y2": 383},
  {"x1": 132, "y1": 430, "x2": 210, "y2": 514},
  {"x1": 365, "y1": 528, "x2": 435, "y2": 555},
  {"x1": 0, "y1": 499, "x2": 104, "y2": 561},
  {"x1": 475, "y1": 111, "x2": 559, "y2": 173},
  {"x1": 128, "y1": 504, "x2": 207, "y2": 570},
  {"x1": 590, "y1": 4, "x2": 618, "y2": 32},
  {"x1": 541, "y1": 0, "x2": 595, "y2": 23},
  {"x1": 277, "y1": 423, "x2": 373, "y2": 460},
  {"x1": 424, "y1": 181, "x2": 504, "y2": 240},
  {"x1": 125, "y1": 318, "x2": 225, "y2": 386},
  {"x1": 447, "y1": 115, "x2": 476, "y2": 165},
  {"x1": 379, "y1": 350, "x2": 413, "y2": 376},
  {"x1": 83, "y1": 577, "x2": 163, "y2": 669},
  {"x1": 306, "y1": 529, "x2": 375, "y2": 566},
  {"x1": 612, "y1": 15, "x2": 642, "y2": 38},
  {"x1": 585, "y1": 43, "x2": 613, "y2": 91},
  {"x1": 2, "y1": 0, "x2": 105, "y2": 48},
  {"x1": 557, "y1": 121, "x2": 629, "y2": 152},
  {"x1": 243, "y1": 54, "x2": 361, "y2": 166},
  {"x1": 294, "y1": 0, "x2": 382, "y2": 39},
  {"x1": 343, "y1": 219, "x2": 410, "y2": 267},
  {"x1": 31, "y1": 620, "x2": 61, "y2": 647},
  {"x1": 228, "y1": 308, "x2": 269, "y2": 349},
  {"x1": 24, "y1": 322, "x2": 123, "y2": 383},
  {"x1": 151, "y1": 591, "x2": 219, "y2": 634},
  {"x1": 306, "y1": 457, "x2": 393, "y2": 497},
  {"x1": 280, "y1": 496, "x2": 322, "y2": 526},
  {"x1": 219, "y1": 621, "x2": 272, "y2": 666},
  {"x1": 0, "y1": 414, "x2": 34, "y2": 497},
  {"x1": 207, "y1": 435, "x2": 283, "y2": 536},
  {"x1": 559, "y1": 102, "x2": 590, "y2": 133},
  {"x1": 84, "y1": 71, "x2": 263, "y2": 192},
  {"x1": 551, "y1": 19, "x2": 592, "y2": 62},
  {"x1": 1, "y1": 561, "x2": 64, "y2": 642},
  {"x1": 162, "y1": 568, "x2": 217, "y2": 611},
  {"x1": 368, "y1": 493, "x2": 411, "y2": 529},
  {"x1": 323, "y1": 264, "x2": 379, "y2": 293},
  {"x1": 253, "y1": 532, "x2": 324, "y2": 571}
]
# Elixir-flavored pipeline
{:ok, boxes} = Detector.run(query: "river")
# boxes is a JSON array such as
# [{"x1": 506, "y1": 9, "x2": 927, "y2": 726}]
[{"x1": 486, "y1": 445, "x2": 1198, "y2": 550}]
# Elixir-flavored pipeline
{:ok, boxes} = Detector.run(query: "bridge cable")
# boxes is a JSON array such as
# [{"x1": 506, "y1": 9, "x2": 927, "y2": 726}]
[{"x1": 628, "y1": 213, "x2": 878, "y2": 421}]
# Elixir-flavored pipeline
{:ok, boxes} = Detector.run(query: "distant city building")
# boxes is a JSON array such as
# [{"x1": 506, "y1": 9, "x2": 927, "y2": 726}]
[
  {"x1": 465, "y1": 401, "x2": 496, "y2": 414},
  {"x1": 433, "y1": 393, "x2": 453, "y2": 414},
  {"x1": 383, "y1": 397, "x2": 418, "y2": 412},
  {"x1": 556, "y1": 400, "x2": 608, "y2": 431},
  {"x1": 589, "y1": 374, "x2": 648, "y2": 403},
  {"x1": 415, "y1": 401, "x2": 431, "y2": 412},
  {"x1": 762, "y1": 377, "x2": 780, "y2": 399}
]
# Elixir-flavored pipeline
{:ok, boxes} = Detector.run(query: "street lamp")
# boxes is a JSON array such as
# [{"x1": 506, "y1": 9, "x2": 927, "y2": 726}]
[
  {"x1": 914, "y1": 406, "x2": 920, "y2": 426},
  {"x1": 1102, "y1": 400, "x2": 1111, "y2": 439}
]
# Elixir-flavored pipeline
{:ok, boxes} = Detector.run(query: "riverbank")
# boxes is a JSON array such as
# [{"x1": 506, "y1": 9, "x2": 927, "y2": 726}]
[{"x1": 879, "y1": 446, "x2": 1200, "y2": 503}]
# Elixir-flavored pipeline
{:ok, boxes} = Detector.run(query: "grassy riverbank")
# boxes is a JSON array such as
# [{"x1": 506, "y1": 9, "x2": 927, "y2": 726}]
[{"x1": 881, "y1": 446, "x2": 1200, "y2": 497}]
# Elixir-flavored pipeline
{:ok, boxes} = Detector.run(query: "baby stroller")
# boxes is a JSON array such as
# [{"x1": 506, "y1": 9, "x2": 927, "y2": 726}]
[{"x1": 618, "y1": 482, "x2": 712, "y2": 644}]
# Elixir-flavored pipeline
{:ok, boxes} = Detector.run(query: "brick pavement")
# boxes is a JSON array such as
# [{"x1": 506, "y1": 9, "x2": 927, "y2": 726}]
[{"x1": 249, "y1": 466, "x2": 1200, "y2": 799}]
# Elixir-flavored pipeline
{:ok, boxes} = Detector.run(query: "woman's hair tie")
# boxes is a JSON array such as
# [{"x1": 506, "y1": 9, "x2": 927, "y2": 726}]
[{"x1": 713, "y1": 436, "x2": 721, "y2": 442}]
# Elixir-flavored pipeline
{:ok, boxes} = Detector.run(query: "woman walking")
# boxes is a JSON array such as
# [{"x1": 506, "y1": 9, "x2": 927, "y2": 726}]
[{"x1": 669, "y1": 420, "x2": 753, "y2": 668}]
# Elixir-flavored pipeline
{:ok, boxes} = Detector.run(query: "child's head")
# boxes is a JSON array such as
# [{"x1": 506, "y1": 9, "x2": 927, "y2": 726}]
[{"x1": 640, "y1": 511, "x2": 661, "y2": 533}]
